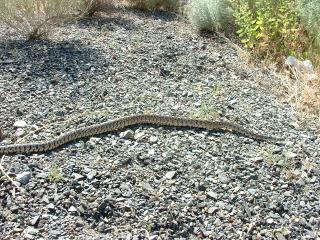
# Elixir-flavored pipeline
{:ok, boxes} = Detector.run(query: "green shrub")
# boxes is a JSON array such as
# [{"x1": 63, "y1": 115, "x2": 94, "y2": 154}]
[
  {"x1": 231, "y1": 0, "x2": 320, "y2": 118},
  {"x1": 231, "y1": 0, "x2": 307, "y2": 60},
  {"x1": 297, "y1": 0, "x2": 320, "y2": 48},
  {"x1": 0, "y1": 0, "x2": 81, "y2": 40},
  {"x1": 48, "y1": 165, "x2": 64, "y2": 183},
  {"x1": 126, "y1": 0, "x2": 181, "y2": 11},
  {"x1": 186, "y1": 0, "x2": 234, "y2": 32}
]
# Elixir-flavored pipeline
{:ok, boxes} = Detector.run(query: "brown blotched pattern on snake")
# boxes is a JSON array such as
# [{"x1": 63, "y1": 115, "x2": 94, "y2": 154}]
[{"x1": 0, "y1": 115, "x2": 284, "y2": 155}]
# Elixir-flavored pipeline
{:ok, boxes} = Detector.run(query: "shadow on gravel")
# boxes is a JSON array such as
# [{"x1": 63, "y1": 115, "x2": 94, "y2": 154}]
[
  {"x1": 75, "y1": 14, "x2": 137, "y2": 31},
  {"x1": 129, "y1": 9, "x2": 178, "y2": 22},
  {"x1": 0, "y1": 39, "x2": 108, "y2": 82}
]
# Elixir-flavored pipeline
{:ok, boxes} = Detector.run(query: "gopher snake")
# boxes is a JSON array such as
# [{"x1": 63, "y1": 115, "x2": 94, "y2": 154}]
[{"x1": 0, "y1": 115, "x2": 283, "y2": 155}]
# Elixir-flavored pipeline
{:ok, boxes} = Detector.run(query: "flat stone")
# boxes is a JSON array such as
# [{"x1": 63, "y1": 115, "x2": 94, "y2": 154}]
[
  {"x1": 207, "y1": 191, "x2": 218, "y2": 200},
  {"x1": 284, "y1": 151, "x2": 297, "y2": 159},
  {"x1": 12, "y1": 228, "x2": 24, "y2": 233},
  {"x1": 25, "y1": 233, "x2": 35, "y2": 239},
  {"x1": 49, "y1": 230, "x2": 61, "y2": 236},
  {"x1": 248, "y1": 188, "x2": 257, "y2": 195},
  {"x1": 25, "y1": 227, "x2": 39, "y2": 235},
  {"x1": 141, "y1": 182, "x2": 154, "y2": 192},
  {"x1": 208, "y1": 207, "x2": 218, "y2": 214}
]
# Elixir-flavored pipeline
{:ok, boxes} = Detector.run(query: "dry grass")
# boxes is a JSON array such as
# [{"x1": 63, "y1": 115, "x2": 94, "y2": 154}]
[
  {"x1": 125, "y1": 0, "x2": 181, "y2": 11},
  {"x1": 229, "y1": 35, "x2": 320, "y2": 120},
  {"x1": 0, "y1": 0, "x2": 119, "y2": 40},
  {"x1": 228, "y1": 0, "x2": 320, "y2": 119},
  {"x1": 80, "y1": 0, "x2": 118, "y2": 16},
  {"x1": 0, "y1": 0, "x2": 82, "y2": 40},
  {"x1": 283, "y1": 60, "x2": 320, "y2": 120}
]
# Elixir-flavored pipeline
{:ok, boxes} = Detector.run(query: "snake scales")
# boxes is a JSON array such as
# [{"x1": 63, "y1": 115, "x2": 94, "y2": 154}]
[{"x1": 0, "y1": 114, "x2": 283, "y2": 155}]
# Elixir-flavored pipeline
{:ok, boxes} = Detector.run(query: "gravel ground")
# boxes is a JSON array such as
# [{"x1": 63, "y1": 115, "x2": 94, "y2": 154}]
[{"x1": 0, "y1": 9, "x2": 319, "y2": 240}]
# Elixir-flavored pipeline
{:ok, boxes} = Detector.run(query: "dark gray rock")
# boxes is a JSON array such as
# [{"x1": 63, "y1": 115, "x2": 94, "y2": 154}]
[{"x1": 16, "y1": 172, "x2": 31, "y2": 185}]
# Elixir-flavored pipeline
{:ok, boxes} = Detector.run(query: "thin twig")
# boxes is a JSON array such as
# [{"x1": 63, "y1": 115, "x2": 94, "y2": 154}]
[{"x1": 0, "y1": 155, "x2": 22, "y2": 190}]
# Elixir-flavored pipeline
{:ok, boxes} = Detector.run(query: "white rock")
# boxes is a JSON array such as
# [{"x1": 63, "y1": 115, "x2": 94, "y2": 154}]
[
  {"x1": 68, "y1": 206, "x2": 77, "y2": 212},
  {"x1": 25, "y1": 227, "x2": 39, "y2": 235},
  {"x1": 148, "y1": 149, "x2": 155, "y2": 155},
  {"x1": 15, "y1": 128, "x2": 25, "y2": 137},
  {"x1": 120, "y1": 130, "x2": 134, "y2": 139},
  {"x1": 13, "y1": 120, "x2": 28, "y2": 128},
  {"x1": 72, "y1": 173, "x2": 85, "y2": 181},
  {"x1": 266, "y1": 218, "x2": 274, "y2": 224},
  {"x1": 149, "y1": 135, "x2": 158, "y2": 143},
  {"x1": 284, "y1": 151, "x2": 297, "y2": 159},
  {"x1": 207, "y1": 191, "x2": 218, "y2": 199},
  {"x1": 165, "y1": 171, "x2": 176, "y2": 179},
  {"x1": 47, "y1": 203, "x2": 55, "y2": 210},
  {"x1": 218, "y1": 173, "x2": 230, "y2": 184},
  {"x1": 88, "y1": 137, "x2": 101, "y2": 145},
  {"x1": 208, "y1": 207, "x2": 218, "y2": 214},
  {"x1": 134, "y1": 131, "x2": 145, "y2": 141},
  {"x1": 87, "y1": 170, "x2": 97, "y2": 180},
  {"x1": 248, "y1": 188, "x2": 257, "y2": 195},
  {"x1": 141, "y1": 182, "x2": 154, "y2": 192}
]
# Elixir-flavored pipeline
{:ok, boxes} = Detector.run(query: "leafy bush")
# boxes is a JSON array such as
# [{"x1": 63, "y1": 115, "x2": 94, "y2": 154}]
[
  {"x1": 126, "y1": 0, "x2": 181, "y2": 12},
  {"x1": 231, "y1": 0, "x2": 307, "y2": 60},
  {"x1": 231, "y1": 0, "x2": 320, "y2": 118},
  {"x1": 297, "y1": 0, "x2": 320, "y2": 48},
  {"x1": 185, "y1": 0, "x2": 234, "y2": 32},
  {"x1": 0, "y1": 0, "x2": 81, "y2": 40}
]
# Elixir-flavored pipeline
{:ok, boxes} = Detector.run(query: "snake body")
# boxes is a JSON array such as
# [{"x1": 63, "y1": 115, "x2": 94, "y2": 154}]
[{"x1": 0, "y1": 115, "x2": 283, "y2": 155}]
